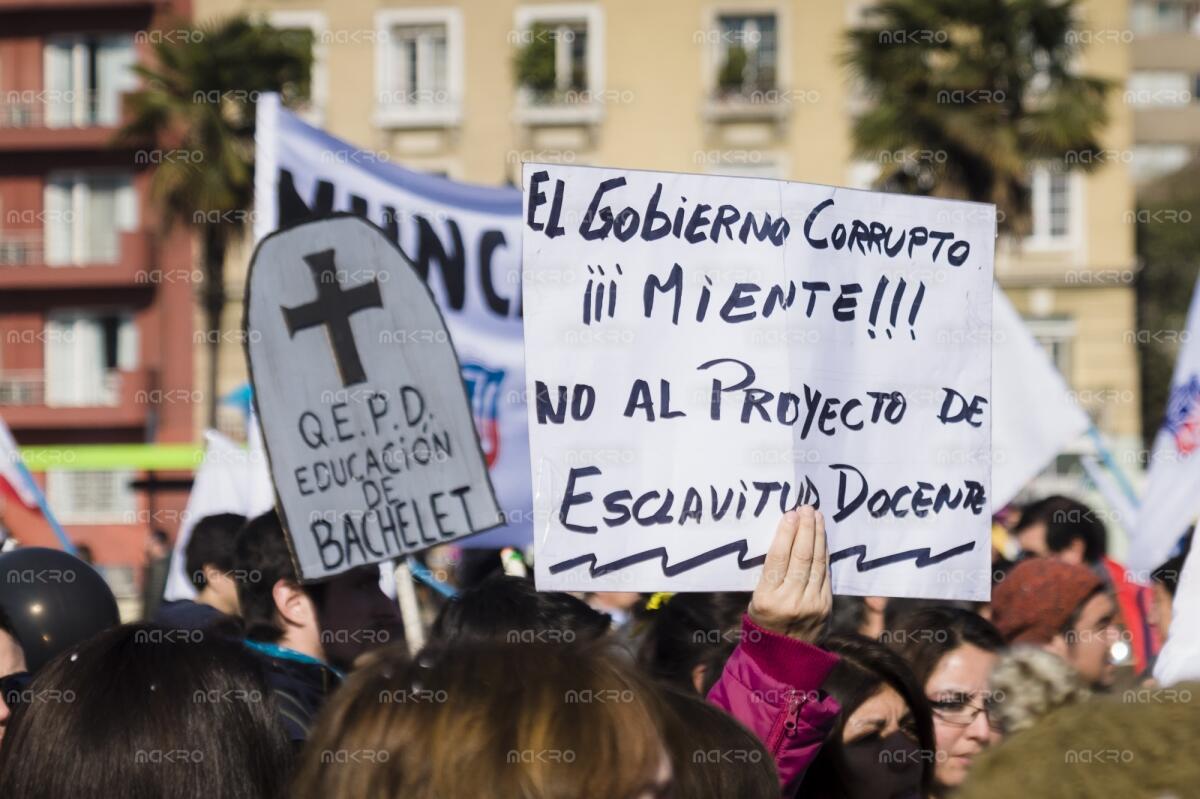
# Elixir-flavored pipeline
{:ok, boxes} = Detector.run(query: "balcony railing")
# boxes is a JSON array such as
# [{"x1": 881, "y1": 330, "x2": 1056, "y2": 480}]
[
  {"x1": 0, "y1": 369, "x2": 122, "y2": 407},
  {"x1": 0, "y1": 231, "x2": 44, "y2": 266},
  {"x1": 0, "y1": 230, "x2": 153, "y2": 286},
  {"x1": 0, "y1": 90, "x2": 126, "y2": 130},
  {"x1": 0, "y1": 370, "x2": 43, "y2": 405}
]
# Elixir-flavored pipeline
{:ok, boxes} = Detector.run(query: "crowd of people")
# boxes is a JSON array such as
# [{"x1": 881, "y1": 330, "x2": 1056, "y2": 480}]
[{"x1": 0, "y1": 496, "x2": 1195, "y2": 797}]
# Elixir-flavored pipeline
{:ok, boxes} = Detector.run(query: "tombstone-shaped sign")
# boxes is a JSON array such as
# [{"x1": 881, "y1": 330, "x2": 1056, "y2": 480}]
[{"x1": 246, "y1": 215, "x2": 503, "y2": 581}]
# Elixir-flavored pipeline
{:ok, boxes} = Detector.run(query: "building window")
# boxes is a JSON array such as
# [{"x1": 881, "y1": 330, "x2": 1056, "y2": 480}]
[
  {"x1": 846, "y1": 160, "x2": 882, "y2": 190},
  {"x1": 713, "y1": 13, "x2": 778, "y2": 99},
  {"x1": 266, "y1": 11, "x2": 328, "y2": 125},
  {"x1": 44, "y1": 310, "x2": 137, "y2": 407},
  {"x1": 375, "y1": 8, "x2": 463, "y2": 128},
  {"x1": 43, "y1": 34, "x2": 137, "y2": 127},
  {"x1": 702, "y1": 155, "x2": 783, "y2": 180},
  {"x1": 1027, "y1": 166, "x2": 1076, "y2": 248},
  {"x1": 514, "y1": 4, "x2": 604, "y2": 124},
  {"x1": 1131, "y1": 144, "x2": 1193, "y2": 184},
  {"x1": 1127, "y1": 70, "x2": 1194, "y2": 106},
  {"x1": 45, "y1": 470, "x2": 135, "y2": 524},
  {"x1": 43, "y1": 171, "x2": 137, "y2": 265},
  {"x1": 1046, "y1": 173, "x2": 1070, "y2": 238},
  {"x1": 1130, "y1": 0, "x2": 1200, "y2": 34},
  {"x1": 517, "y1": 20, "x2": 588, "y2": 96},
  {"x1": 394, "y1": 26, "x2": 449, "y2": 101},
  {"x1": 1025, "y1": 316, "x2": 1076, "y2": 379}
]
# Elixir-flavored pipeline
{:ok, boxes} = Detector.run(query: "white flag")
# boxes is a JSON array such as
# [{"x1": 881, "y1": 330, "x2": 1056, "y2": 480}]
[
  {"x1": 1153, "y1": 540, "x2": 1200, "y2": 686},
  {"x1": 1131, "y1": 281, "x2": 1200, "y2": 575},
  {"x1": 990, "y1": 285, "x2": 1090, "y2": 508}
]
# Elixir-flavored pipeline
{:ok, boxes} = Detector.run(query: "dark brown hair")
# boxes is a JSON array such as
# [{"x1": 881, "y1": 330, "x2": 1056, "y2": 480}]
[
  {"x1": 635, "y1": 592, "x2": 750, "y2": 695},
  {"x1": 656, "y1": 684, "x2": 778, "y2": 798},
  {"x1": 800, "y1": 634, "x2": 936, "y2": 798},
  {"x1": 429, "y1": 575, "x2": 611, "y2": 646},
  {"x1": 0, "y1": 623, "x2": 291, "y2": 798},
  {"x1": 1015, "y1": 495, "x2": 1107, "y2": 563},
  {"x1": 187, "y1": 512, "x2": 247, "y2": 590},
  {"x1": 887, "y1": 606, "x2": 1004, "y2": 688}
]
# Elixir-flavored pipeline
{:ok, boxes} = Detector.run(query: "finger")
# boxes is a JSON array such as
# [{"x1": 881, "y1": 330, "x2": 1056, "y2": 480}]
[
  {"x1": 762, "y1": 509, "x2": 800, "y2": 588},
  {"x1": 785, "y1": 505, "x2": 817, "y2": 582},
  {"x1": 820, "y1": 567, "x2": 833, "y2": 620},
  {"x1": 811, "y1": 508, "x2": 829, "y2": 590}
]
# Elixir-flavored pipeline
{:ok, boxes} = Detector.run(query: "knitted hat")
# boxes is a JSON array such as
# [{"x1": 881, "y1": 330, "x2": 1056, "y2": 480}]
[{"x1": 991, "y1": 558, "x2": 1104, "y2": 644}]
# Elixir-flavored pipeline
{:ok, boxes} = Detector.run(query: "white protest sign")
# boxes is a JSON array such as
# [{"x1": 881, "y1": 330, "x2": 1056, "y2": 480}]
[
  {"x1": 246, "y1": 215, "x2": 503, "y2": 581},
  {"x1": 523, "y1": 164, "x2": 995, "y2": 599}
]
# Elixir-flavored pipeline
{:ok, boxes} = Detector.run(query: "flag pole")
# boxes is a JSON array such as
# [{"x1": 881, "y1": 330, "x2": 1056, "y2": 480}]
[
  {"x1": 393, "y1": 560, "x2": 425, "y2": 655},
  {"x1": 14, "y1": 460, "x2": 76, "y2": 554},
  {"x1": 1087, "y1": 424, "x2": 1140, "y2": 509}
]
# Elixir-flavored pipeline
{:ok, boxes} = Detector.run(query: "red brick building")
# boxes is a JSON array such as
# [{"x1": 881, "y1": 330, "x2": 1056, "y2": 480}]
[{"x1": 0, "y1": 0, "x2": 195, "y2": 572}]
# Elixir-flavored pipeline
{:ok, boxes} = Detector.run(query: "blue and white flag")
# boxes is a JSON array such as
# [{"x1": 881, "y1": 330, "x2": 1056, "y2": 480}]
[{"x1": 1132, "y1": 280, "x2": 1200, "y2": 575}]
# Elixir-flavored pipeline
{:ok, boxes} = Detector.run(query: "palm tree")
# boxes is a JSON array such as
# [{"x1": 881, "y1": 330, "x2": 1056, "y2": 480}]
[
  {"x1": 844, "y1": 0, "x2": 1111, "y2": 237},
  {"x1": 118, "y1": 17, "x2": 311, "y2": 428}
]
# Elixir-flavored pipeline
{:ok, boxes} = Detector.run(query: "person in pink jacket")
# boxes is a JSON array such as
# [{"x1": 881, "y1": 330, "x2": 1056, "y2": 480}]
[{"x1": 708, "y1": 506, "x2": 842, "y2": 794}]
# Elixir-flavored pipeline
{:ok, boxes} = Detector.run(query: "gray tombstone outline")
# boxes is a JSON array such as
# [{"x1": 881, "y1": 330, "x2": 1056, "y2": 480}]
[{"x1": 244, "y1": 213, "x2": 504, "y2": 581}]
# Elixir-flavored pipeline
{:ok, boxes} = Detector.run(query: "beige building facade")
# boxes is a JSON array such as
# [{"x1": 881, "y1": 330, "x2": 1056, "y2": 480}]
[
  {"x1": 194, "y1": 0, "x2": 1141, "y2": 491},
  {"x1": 1128, "y1": 0, "x2": 1200, "y2": 184}
]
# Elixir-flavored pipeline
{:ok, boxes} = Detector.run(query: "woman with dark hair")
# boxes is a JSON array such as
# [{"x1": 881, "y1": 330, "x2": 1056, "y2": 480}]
[
  {"x1": 635, "y1": 591, "x2": 750, "y2": 694},
  {"x1": 799, "y1": 634, "x2": 936, "y2": 799},
  {"x1": 0, "y1": 623, "x2": 292, "y2": 798},
  {"x1": 429, "y1": 574, "x2": 612, "y2": 646},
  {"x1": 887, "y1": 606, "x2": 1005, "y2": 796},
  {"x1": 656, "y1": 684, "x2": 778, "y2": 797}
]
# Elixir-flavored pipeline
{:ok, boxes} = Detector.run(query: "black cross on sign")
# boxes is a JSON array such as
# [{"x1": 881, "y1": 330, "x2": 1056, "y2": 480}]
[{"x1": 282, "y1": 249, "x2": 383, "y2": 387}]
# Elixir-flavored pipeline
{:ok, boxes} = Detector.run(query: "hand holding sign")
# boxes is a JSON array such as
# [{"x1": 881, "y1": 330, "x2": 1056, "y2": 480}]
[{"x1": 748, "y1": 507, "x2": 832, "y2": 643}]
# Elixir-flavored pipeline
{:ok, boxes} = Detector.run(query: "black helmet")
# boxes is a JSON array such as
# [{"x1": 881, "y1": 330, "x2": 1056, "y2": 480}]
[{"x1": 0, "y1": 547, "x2": 120, "y2": 672}]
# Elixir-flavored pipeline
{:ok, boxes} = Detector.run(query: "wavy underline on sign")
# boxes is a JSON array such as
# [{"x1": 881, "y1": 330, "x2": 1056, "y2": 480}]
[
  {"x1": 828, "y1": 540, "x2": 977, "y2": 571},
  {"x1": 547, "y1": 539, "x2": 977, "y2": 578},
  {"x1": 547, "y1": 539, "x2": 766, "y2": 578}
]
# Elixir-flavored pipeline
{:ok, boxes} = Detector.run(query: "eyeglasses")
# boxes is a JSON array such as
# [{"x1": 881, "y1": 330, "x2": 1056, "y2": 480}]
[{"x1": 927, "y1": 695, "x2": 1002, "y2": 731}]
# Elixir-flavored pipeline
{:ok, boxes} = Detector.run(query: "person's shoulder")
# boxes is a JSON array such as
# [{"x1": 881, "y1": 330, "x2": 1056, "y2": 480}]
[
  {"x1": 247, "y1": 644, "x2": 341, "y2": 695},
  {"x1": 152, "y1": 600, "x2": 238, "y2": 634},
  {"x1": 244, "y1": 644, "x2": 342, "y2": 743}
]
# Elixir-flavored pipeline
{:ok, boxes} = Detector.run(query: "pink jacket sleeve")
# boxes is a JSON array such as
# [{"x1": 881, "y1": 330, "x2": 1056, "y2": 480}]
[{"x1": 707, "y1": 615, "x2": 840, "y2": 793}]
